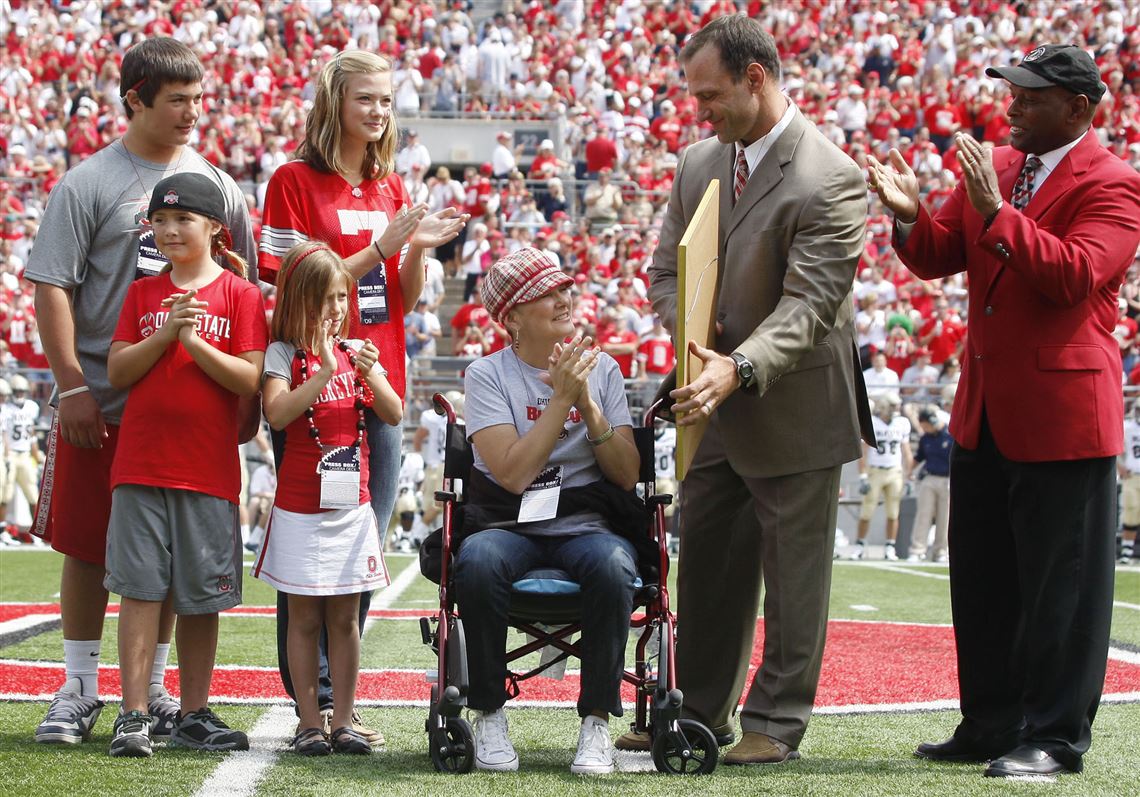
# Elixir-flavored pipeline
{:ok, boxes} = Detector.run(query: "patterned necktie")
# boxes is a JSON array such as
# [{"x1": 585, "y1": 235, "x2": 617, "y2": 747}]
[
  {"x1": 1011, "y1": 155, "x2": 1043, "y2": 211},
  {"x1": 733, "y1": 146, "x2": 749, "y2": 203}
]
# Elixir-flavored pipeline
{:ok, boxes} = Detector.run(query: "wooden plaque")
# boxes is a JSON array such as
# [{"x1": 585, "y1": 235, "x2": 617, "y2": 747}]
[{"x1": 675, "y1": 179, "x2": 720, "y2": 481}]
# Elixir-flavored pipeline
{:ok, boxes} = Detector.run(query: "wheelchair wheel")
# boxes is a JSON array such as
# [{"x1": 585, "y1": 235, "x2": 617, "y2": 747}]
[
  {"x1": 429, "y1": 717, "x2": 475, "y2": 774},
  {"x1": 651, "y1": 719, "x2": 718, "y2": 775}
]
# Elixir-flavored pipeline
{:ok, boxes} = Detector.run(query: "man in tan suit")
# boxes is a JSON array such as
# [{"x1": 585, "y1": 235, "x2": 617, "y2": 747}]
[{"x1": 643, "y1": 16, "x2": 873, "y2": 764}]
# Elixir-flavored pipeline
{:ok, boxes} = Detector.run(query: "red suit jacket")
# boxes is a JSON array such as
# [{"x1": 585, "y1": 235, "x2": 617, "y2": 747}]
[{"x1": 896, "y1": 129, "x2": 1140, "y2": 461}]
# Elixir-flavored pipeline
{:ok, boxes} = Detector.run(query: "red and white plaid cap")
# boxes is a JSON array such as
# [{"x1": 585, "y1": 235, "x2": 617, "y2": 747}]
[{"x1": 480, "y1": 247, "x2": 573, "y2": 323}]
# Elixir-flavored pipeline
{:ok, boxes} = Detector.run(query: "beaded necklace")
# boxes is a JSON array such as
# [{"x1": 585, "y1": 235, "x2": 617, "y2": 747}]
[{"x1": 294, "y1": 338, "x2": 369, "y2": 451}]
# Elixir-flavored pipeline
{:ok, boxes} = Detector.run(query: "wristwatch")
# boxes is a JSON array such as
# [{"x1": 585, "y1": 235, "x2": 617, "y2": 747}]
[{"x1": 730, "y1": 352, "x2": 756, "y2": 389}]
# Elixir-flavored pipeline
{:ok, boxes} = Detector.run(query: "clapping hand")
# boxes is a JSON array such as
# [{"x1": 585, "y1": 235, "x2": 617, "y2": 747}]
[
  {"x1": 540, "y1": 335, "x2": 600, "y2": 406},
  {"x1": 952, "y1": 132, "x2": 1002, "y2": 219},
  {"x1": 317, "y1": 318, "x2": 337, "y2": 369},
  {"x1": 376, "y1": 203, "x2": 429, "y2": 258},
  {"x1": 866, "y1": 149, "x2": 921, "y2": 223},
  {"x1": 353, "y1": 339, "x2": 380, "y2": 376},
  {"x1": 413, "y1": 206, "x2": 470, "y2": 249},
  {"x1": 158, "y1": 289, "x2": 207, "y2": 344}
]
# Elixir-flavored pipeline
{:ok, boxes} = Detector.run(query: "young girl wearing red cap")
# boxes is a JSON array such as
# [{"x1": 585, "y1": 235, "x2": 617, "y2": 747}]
[
  {"x1": 104, "y1": 172, "x2": 267, "y2": 758},
  {"x1": 253, "y1": 241, "x2": 402, "y2": 756}
]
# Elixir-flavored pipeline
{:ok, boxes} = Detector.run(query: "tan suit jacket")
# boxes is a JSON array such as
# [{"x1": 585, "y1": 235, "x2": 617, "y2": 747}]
[{"x1": 649, "y1": 108, "x2": 874, "y2": 475}]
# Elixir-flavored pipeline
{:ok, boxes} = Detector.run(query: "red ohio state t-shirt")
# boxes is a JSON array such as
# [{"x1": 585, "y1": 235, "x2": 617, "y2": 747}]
[{"x1": 110, "y1": 270, "x2": 268, "y2": 503}]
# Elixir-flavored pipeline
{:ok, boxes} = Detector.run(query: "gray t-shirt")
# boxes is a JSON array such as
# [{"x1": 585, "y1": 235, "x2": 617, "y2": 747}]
[
  {"x1": 24, "y1": 140, "x2": 256, "y2": 423},
  {"x1": 463, "y1": 347, "x2": 633, "y2": 536}
]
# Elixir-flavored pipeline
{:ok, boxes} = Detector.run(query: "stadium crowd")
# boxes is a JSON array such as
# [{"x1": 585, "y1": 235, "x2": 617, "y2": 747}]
[{"x1": 3, "y1": 0, "x2": 1140, "y2": 553}]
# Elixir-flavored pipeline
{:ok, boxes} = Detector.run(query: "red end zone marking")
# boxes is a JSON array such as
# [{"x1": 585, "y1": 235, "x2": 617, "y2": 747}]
[{"x1": 4, "y1": 620, "x2": 1139, "y2": 707}]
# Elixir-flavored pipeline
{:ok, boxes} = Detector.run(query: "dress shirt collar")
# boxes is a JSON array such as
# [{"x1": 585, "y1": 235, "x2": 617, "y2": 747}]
[{"x1": 735, "y1": 96, "x2": 796, "y2": 177}]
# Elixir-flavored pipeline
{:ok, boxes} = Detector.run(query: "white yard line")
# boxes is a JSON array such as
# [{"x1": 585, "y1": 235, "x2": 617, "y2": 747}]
[
  {"x1": 363, "y1": 556, "x2": 423, "y2": 634},
  {"x1": 0, "y1": 613, "x2": 59, "y2": 636},
  {"x1": 1114, "y1": 600, "x2": 1140, "y2": 611},
  {"x1": 192, "y1": 557, "x2": 422, "y2": 797},
  {"x1": 862, "y1": 563, "x2": 951, "y2": 580},
  {"x1": 191, "y1": 705, "x2": 296, "y2": 797}
]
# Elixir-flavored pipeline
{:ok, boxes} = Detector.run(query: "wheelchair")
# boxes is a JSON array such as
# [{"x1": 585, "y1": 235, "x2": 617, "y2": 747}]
[{"x1": 418, "y1": 392, "x2": 717, "y2": 775}]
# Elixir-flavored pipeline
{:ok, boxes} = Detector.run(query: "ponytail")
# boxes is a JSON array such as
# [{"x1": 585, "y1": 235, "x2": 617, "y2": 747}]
[{"x1": 212, "y1": 227, "x2": 248, "y2": 279}]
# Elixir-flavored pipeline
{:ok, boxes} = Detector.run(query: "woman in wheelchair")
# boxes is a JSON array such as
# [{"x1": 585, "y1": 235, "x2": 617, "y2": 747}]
[{"x1": 456, "y1": 247, "x2": 642, "y2": 774}]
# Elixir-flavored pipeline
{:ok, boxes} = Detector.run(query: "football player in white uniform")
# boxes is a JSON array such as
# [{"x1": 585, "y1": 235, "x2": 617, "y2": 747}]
[
  {"x1": 1, "y1": 375, "x2": 43, "y2": 540},
  {"x1": 852, "y1": 394, "x2": 913, "y2": 560},
  {"x1": 1118, "y1": 402, "x2": 1140, "y2": 563}
]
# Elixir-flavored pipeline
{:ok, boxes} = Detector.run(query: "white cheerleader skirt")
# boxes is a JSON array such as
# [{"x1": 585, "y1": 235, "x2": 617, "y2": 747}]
[{"x1": 252, "y1": 503, "x2": 390, "y2": 596}]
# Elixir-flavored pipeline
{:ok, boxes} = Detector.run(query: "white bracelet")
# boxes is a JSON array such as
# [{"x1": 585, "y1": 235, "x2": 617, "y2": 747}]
[
  {"x1": 57, "y1": 385, "x2": 90, "y2": 400},
  {"x1": 587, "y1": 424, "x2": 616, "y2": 447}
]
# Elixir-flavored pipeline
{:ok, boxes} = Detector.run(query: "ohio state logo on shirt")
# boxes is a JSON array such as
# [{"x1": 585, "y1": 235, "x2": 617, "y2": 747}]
[{"x1": 138, "y1": 310, "x2": 233, "y2": 342}]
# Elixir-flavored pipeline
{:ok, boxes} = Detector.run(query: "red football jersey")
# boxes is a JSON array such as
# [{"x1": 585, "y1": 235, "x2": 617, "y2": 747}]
[
  {"x1": 110, "y1": 270, "x2": 268, "y2": 503},
  {"x1": 259, "y1": 161, "x2": 411, "y2": 400}
]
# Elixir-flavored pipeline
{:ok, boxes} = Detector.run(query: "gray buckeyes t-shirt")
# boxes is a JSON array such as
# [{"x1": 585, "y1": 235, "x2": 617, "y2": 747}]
[{"x1": 463, "y1": 347, "x2": 633, "y2": 537}]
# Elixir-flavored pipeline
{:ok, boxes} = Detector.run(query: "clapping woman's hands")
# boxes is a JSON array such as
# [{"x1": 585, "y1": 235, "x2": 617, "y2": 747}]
[{"x1": 543, "y1": 335, "x2": 600, "y2": 406}]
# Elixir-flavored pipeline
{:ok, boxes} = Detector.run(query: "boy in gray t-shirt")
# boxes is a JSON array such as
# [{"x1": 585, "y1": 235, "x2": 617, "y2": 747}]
[{"x1": 27, "y1": 38, "x2": 256, "y2": 756}]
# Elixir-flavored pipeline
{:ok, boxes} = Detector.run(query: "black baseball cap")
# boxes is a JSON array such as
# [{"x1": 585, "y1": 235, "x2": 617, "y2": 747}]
[
  {"x1": 918, "y1": 409, "x2": 938, "y2": 424},
  {"x1": 148, "y1": 173, "x2": 226, "y2": 224},
  {"x1": 985, "y1": 44, "x2": 1105, "y2": 103}
]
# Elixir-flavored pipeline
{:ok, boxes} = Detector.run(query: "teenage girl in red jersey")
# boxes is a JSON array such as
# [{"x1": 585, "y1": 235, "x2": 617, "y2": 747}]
[{"x1": 258, "y1": 49, "x2": 467, "y2": 741}]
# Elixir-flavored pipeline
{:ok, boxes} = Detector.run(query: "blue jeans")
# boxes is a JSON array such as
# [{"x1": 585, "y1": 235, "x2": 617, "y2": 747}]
[
  {"x1": 273, "y1": 416, "x2": 402, "y2": 710},
  {"x1": 454, "y1": 528, "x2": 638, "y2": 718},
  {"x1": 365, "y1": 413, "x2": 403, "y2": 550}
]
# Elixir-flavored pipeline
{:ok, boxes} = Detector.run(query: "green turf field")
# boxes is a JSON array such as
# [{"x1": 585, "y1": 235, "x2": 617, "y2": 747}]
[{"x1": 1, "y1": 549, "x2": 1138, "y2": 797}]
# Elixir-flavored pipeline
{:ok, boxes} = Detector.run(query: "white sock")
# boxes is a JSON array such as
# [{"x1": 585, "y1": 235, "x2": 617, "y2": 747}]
[
  {"x1": 151, "y1": 643, "x2": 171, "y2": 687},
  {"x1": 584, "y1": 715, "x2": 608, "y2": 728},
  {"x1": 63, "y1": 639, "x2": 101, "y2": 696}
]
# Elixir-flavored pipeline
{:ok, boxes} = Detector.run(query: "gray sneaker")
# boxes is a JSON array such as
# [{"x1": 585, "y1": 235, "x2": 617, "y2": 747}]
[
  {"x1": 147, "y1": 684, "x2": 181, "y2": 739},
  {"x1": 109, "y1": 710, "x2": 153, "y2": 758},
  {"x1": 35, "y1": 678, "x2": 105, "y2": 744},
  {"x1": 170, "y1": 708, "x2": 249, "y2": 751}
]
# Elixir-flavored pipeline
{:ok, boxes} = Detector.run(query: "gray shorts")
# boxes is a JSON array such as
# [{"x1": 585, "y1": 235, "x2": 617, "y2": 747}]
[{"x1": 104, "y1": 485, "x2": 242, "y2": 615}]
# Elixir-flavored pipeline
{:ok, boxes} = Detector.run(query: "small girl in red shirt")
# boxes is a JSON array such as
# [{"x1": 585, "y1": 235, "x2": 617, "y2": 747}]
[
  {"x1": 253, "y1": 241, "x2": 401, "y2": 756},
  {"x1": 105, "y1": 172, "x2": 267, "y2": 758}
]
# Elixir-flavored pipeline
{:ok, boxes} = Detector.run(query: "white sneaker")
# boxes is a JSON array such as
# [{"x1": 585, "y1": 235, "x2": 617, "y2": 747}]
[
  {"x1": 570, "y1": 715, "x2": 614, "y2": 775},
  {"x1": 905, "y1": 554, "x2": 922, "y2": 563},
  {"x1": 934, "y1": 552, "x2": 949, "y2": 564},
  {"x1": 883, "y1": 544, "x2": 899, "y2": 561},
  {"x1": 471, "y1": 709, "x2": 518, "y2": 771},
  {"x1": 35, "y1": 678, "x2": 105, "y2": 744},
  {"x1": 849, "y1": 541, "x2": 865, "y2": 560}
]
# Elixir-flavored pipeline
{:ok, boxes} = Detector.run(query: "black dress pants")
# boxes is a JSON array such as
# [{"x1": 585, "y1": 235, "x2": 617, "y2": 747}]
[{"x1": 946, "y1": 415, "x2": 1116, "y2": 770}]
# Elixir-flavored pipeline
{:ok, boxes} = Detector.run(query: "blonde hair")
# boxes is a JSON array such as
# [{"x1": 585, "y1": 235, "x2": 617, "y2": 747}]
[
  {"x1": 296, "y1": 50, "x2": 398, "y2": 180},
  {"x1": 271, "y1": 242, "x2": 353, "y2": 347},
  {"x1": 157, "y1": 215, "x2": 248, "y2": 279}
]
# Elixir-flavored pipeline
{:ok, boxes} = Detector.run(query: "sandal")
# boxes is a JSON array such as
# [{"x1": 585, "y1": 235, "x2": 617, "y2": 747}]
[
  {"x1": 331, "y1": 725, "x2": 372, "y2": 755},
  {"x1": 292, "y1": 726, "x2": 331, "y2": 756}
]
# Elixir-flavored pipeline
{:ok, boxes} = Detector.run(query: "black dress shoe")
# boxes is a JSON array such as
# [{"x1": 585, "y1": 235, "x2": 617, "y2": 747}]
[
  {"x1": 914, "y1": 735, "x2": 1011, "y2": 763},
  {"x1": 984, "y1": 746, "x2": 1072, "y2": 778}
]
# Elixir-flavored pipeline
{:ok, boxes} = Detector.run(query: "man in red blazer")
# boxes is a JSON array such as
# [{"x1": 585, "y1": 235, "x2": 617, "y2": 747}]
[{"x1": 867, "y1": 44, "x2": 1140, "y2": 779}]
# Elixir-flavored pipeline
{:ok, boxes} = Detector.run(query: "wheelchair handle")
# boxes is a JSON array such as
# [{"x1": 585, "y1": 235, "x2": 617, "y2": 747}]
[{"x1": 433, "y1": 392, "x2": 457, "y2": 424}]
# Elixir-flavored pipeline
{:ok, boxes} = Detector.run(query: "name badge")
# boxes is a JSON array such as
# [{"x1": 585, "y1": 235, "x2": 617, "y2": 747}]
[
  {"x1": 319, "y1": 445, "x2": 361, "y2": 510},
  {"x1": 358, "y1": 267, "x2": 390, "y2": 325},
  {"x1": 136, "y1": 226, "x2": 170, "y2": 280},
  {"x1": 518, "y1": 465, "x2": 562, "y2": 523}
]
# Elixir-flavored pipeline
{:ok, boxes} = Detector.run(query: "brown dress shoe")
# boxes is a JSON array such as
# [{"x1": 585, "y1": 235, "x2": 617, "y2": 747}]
[
  {"x1": 614, "y1": 729, "x2": 651, "y2": 751},
  {"x1": 723, "y1": 732, "x2": 800, "y2": 765},
  {"x1": 351, "y1": 709, "x2": 385, "y2": 747}
]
